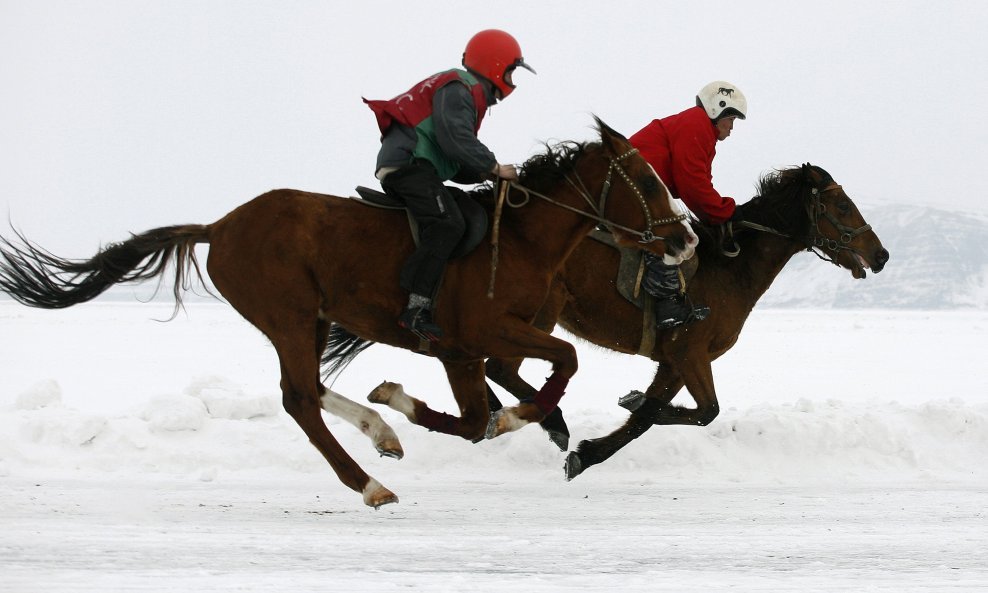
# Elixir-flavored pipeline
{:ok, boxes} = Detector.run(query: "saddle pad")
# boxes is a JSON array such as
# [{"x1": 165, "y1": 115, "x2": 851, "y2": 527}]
[
  {"x1": 587, "y1": 229, "x2": 646, "y2": 308},
  {"x1": 586, "y1": 229, "x2": 699, "y2": 356}
]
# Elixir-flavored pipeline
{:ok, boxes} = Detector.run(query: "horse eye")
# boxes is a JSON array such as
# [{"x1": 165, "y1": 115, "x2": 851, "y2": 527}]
[
  {"x1": 837, "y1": 201, "x2": 851, "y2": 215},
  {"x1": 641, "y1": 175, "x2": 658, "y2": 194}
]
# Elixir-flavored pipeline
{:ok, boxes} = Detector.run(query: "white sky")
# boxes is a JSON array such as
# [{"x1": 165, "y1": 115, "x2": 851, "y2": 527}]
[{"x1": 2, "y1": 0, "x2": 986, "y2": 254}]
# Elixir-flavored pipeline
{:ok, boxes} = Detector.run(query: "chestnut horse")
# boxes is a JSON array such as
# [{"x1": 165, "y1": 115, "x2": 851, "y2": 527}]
[
  {"x1": 482, "y1": 164, "x2": 890, "y2": 479},
  {"x1": 0, "y1": 118, "x2": 695, "y2": 507}
]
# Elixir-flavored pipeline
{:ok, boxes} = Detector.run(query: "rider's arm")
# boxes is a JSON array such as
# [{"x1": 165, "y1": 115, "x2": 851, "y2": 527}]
[
  {"x1": 668, "y1": 124, "x2": 736, "y2": 224},
  {"x1": 433, "y1": 83, "x2": 498, "y2": 179}
]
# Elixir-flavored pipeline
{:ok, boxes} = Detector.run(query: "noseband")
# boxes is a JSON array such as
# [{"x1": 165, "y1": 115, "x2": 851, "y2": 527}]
[
  {"x1": 806, "y1": 183, "x2": 872, "y2": 262},
  {"x1": 505, "y1": 148, "x2": 687, "y2": 243}
]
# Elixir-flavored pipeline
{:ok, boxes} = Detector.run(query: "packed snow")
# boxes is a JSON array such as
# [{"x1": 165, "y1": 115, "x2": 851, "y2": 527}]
[{"x1": 1, "y1": 301, "x2": 986, "y2": 592}]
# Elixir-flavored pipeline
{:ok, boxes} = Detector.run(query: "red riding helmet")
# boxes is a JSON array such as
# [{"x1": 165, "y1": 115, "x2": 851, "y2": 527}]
[{"x1": 462, "y1": 29, "x2": 535, "y2": 98}]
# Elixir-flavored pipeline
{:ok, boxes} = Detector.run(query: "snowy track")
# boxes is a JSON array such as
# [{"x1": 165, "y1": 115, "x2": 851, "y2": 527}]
[{"x1": 2, "y1": 476, "x2": 985, "y2": 592}]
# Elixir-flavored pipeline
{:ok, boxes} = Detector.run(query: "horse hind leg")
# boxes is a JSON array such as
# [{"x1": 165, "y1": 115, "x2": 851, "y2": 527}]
[
  {"x1": 320, "y1": 387, "x2": 404, "y2": 459},
  {"x1": 369, "y1": 380, "x2": 486, "y2": 440},
  {"x1": 273, "y1": 334, "x2": 397, "y2": 508},
  {"x1": 367, "y1": 359, "x2": 491, "y2": 442}
]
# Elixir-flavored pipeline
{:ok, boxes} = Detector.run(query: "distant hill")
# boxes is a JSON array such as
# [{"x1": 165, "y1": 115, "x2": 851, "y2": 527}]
[{"x1": 758, "y1": 204, "x2": 988, "y2": 309}]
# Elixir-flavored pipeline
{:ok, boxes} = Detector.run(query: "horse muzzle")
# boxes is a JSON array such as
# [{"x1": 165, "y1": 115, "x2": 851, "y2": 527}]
[
  {"x1": 851, "y1": 247, "x2": 890, "y2": 279},
  {"x1": 660, "y1": 231, "x2": 696, "y2": 265}
]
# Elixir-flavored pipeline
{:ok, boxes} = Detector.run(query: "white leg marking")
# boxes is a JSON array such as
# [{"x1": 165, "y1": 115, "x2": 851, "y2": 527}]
[
  {"x1": 362, "y1": 478, "x2": 398, "y2": 508},
  {"x1": 321, "y1": 389, "x2": 402, "y2": 457},
  {"x1": 487, "y1": 406, "x2": 531, "y2": 439},
  {"x1": 368, "y1": 381, "x2": 416, "y2": 419}
]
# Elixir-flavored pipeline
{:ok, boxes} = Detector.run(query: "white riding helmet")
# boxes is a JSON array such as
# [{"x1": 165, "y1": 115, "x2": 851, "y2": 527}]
[{"x1": 696, "y1": 81, "x2": 747, "y2": 121}]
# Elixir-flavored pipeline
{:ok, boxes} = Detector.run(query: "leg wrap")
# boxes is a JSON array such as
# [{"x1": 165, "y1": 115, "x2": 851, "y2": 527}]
[
  {"x1": 416, "y1": 407, "x2": 458, "y2": 434},
  {"x1": 532, "y1": 371, "x2": 570, "y2": 415}
]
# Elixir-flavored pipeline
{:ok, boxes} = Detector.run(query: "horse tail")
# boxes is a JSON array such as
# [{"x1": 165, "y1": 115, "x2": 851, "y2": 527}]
[
  {"x1": 0, "y1": 224, "x2": 211, "y2": 312},
  {"x1": 321, "y1": 323, "x2": 375, "y2": 380}
]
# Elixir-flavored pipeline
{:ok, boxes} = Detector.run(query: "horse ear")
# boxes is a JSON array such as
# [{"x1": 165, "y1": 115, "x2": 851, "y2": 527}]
[{"x1": 594, "y1": 115, "x2": 629, "y2": 154}]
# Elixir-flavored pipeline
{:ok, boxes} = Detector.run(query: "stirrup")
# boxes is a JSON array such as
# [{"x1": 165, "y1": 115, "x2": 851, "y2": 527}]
[{"x1": 398, "y1": 307, "x2": 443, "y2": 342}]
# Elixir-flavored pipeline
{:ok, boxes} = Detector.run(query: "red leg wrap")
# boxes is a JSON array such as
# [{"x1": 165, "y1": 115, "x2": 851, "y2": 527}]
[
  {"x1": 532, "y1": 371, "x2": 569, "y2": 415},
  {"x1": 417, "y1": 407, "x2": 458, "y2": 434}
]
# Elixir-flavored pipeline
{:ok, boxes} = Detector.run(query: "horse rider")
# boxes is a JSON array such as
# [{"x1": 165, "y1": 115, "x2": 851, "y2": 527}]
[
  {"x1": 364, "y1": 29, "x2": 535, "y2": 342},
  {"x1": 628, "y1": 80, "x2": 748, "y2": 328}
]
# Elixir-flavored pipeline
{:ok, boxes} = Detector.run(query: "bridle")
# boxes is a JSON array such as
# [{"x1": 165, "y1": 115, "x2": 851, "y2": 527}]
[
  {"x1": 501, "y1": 148, "x2": 687, "y2": 244},
  {"x1": 733, "y1": 169, "x2": 872, "y2": 265},
  {"x1": 804, "y1": 183, "x2": 872, "y2": 264}
]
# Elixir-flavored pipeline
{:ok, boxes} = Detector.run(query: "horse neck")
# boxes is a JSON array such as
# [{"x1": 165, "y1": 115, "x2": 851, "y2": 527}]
[
  {"x1": 504, "y1": 185, "x2": 601, "y2": 270},
  {"x1": 722, "y1": 230, "x2": 806, "y2": 303}
]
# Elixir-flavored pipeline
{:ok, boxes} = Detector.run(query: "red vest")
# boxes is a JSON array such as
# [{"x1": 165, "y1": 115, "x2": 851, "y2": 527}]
[{"x1": 364, "y1": 69, "x2": 489, "y2": 136}]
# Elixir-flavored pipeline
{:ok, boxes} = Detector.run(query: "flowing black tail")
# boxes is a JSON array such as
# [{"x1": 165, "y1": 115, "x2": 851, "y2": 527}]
[
  {"x1": 0, "y1": 224, "x2": 211, "y2": 310},
  {"x1": 321, "y1": 323, "x2": 375, "y2": 380}
]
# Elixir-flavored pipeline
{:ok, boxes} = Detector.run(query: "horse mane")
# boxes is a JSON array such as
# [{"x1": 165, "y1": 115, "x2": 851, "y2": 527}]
[
  {"x1": 467, "y1": 140, "x2": 591, "y2": 208},
  {"x1": 690, "y1": 165, "x2": 822, "y2": 261}
]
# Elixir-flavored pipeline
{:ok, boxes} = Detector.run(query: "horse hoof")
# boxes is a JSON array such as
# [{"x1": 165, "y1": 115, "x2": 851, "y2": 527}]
[
  {"x1": 485, "y1": 407, "x2": 527, "y2": 439},
  {"x1": 484, "y1": 410, "x2": 504, "y2": 439},
  {"x1": 618, "y1": 390, "x2": 646, "y2": 411},
  {"x1": 363, "y1": 479, "x2": 399, "y2": 508},
  {"x1": 375, "y1": 440, "x2": 404, "y2": 460},
  {"x1": 547, "y1": 429, "x2": 569, "y2": 452},
  {"x1": 368, "y1": 381, "x2": 401, "y2": 405},
  {"x1": 564, "y1": 452, "x2": 583, "y2": 481},
  {"x1": 540, "y1": 408, "x2": 570, "y2": 451}
]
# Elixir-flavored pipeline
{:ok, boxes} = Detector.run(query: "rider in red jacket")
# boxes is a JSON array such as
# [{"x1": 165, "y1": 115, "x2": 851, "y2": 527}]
[{"x1": 629, "y1": 81, "x2": 748, "y2": 328}]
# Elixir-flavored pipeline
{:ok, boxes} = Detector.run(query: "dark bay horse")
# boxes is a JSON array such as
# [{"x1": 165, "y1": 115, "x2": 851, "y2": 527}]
[
  {"x1": 0, "y1": 118, "x2": 694, "y2": 507},
  {"x1": 484, "y1": 164, "x2": 889, "y2": 479}
]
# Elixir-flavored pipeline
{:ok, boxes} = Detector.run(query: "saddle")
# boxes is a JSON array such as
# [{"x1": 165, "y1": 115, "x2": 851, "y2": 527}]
[
  {"x1": 587, "y1": 229, "x2": 699, "y2": 355},
  {"x1": 353, "y1": 186, "x2": 488, "y2": 259}
]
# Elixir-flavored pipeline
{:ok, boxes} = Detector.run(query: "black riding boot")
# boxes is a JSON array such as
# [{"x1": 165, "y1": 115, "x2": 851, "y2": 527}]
[
  {"x1": 398, "y1": 294, "x2": 444, "y2": 342},
  {"x1": 641, "y1": 253, "x2": 710, "y2": 329}
]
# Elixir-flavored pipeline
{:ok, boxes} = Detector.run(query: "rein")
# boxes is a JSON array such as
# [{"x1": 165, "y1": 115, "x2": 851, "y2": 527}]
[{"x1": 504, "y1": 148, "x2": 687, "y2": 244}]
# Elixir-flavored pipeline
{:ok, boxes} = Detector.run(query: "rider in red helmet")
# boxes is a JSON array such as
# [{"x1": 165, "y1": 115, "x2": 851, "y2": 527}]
[
  {"x1": 364, "y1": 29, "x2": 535, "y2": 342},
  {"x1": 629, "y1": 81, "x2": 748, "y2": 329}
]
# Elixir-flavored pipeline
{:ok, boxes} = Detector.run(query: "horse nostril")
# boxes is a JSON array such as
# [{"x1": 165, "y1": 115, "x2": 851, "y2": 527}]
[{"x1": 877, "y1": 249, "x2": 890, "y2": 266}]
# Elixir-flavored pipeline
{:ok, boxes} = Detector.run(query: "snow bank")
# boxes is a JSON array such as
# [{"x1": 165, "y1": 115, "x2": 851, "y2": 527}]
[{"x1": 2, "y1": 381, "x2": 984, "y2": 487}]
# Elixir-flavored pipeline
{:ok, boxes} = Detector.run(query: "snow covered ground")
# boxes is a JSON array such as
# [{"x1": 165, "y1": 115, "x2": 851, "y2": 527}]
[{"x1": 1, "y1": 301, "x2": 986, "y2": 592}]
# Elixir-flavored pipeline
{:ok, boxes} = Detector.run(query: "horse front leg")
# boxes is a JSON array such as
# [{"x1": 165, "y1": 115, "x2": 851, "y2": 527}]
[
  {"x1": 649, "y1": 358, "x2": 720, "y2": 427},
  {"x1": 367, "y1": 359, "x2": 491, "y2": 442},
  {"x1": 484, "y1": 320, "x2": 579, "y2": 439},
  {"x1": 485, "y1": 356, "x2": 570, "y2": 451}
]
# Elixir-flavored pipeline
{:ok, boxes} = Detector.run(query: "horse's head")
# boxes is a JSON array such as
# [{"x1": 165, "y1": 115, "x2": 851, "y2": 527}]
[
  {"x1": 747, "y1": 164, "x2": 889, "y2": 278},
  {"x1": 590, "y1": 117, "x2": 697, "y2": 264}
]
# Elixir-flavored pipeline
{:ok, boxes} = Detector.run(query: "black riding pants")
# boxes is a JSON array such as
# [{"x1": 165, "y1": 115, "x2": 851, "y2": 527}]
[{"x1": 381, "y1": 161, "x2": 466, "y2": 299}]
